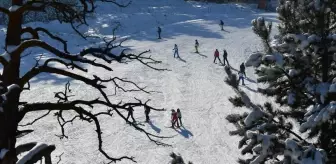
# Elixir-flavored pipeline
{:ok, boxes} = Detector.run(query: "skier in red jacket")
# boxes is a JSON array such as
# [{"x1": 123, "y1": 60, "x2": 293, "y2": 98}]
[
  {"x1": 213, "y1": 49, "x2": 222, "y2": 64},
  {"x1": 171, "y1": 109, "x2": 179, "y2": 128}
]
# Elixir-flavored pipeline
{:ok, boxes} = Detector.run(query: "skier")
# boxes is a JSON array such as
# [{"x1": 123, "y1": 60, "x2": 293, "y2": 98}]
[
  {"x1": 177, "y1": 108, "x2": 182, "y2": 126},
  {"x1": 223, "y1": 49, "x2": 229, "y2": 66},
  {"x1": 171, "y1": 109, "x2": 179, "y2": 128},
  {"x1": 126, "y1": 106, "x2": 136, "y2": 123},
  {"x1": 220, "y1": 20, "x2": 224, "y2": 31},
  {"x1": 213, "y1": 49, "x2": 222, "y2": 64},
  {"x1": 240, "y1": 62, "x2": 246, "y2": 77},
  {"x1": 157, "y1": 26, "x2": 161, "y2": 39},
  {"x1": 238, "y1": 71, "x2": 245, "y2": 85},
  {"x1": 173, "y1": 44, "x2": 179, "y2": 58},
  {"x1": 195, "y1": 39, "x2": 199, "y2": 53},
  {"x1": 144, "y1": 105, "x2": 151, "y2": 122}
]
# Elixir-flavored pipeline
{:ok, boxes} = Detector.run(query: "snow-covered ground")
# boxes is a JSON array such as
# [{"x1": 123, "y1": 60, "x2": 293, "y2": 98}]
[{"x1": 0, "y1": 0, "x2": 278, "y2": 163}]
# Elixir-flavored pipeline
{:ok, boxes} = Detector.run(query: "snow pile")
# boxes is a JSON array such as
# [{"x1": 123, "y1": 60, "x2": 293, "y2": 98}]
[
  {"x1": 245, "y1": 52, "x2": 263, "y2": 67},
  {"x1": 285, "y1": 139, "x2": 327, "y2": 164},
  {"x1": 244, "y1": 107, "x2": 264, "y2": 126}
]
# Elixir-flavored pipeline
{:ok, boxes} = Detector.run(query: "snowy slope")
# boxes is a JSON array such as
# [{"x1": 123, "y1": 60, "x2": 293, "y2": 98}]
[{"x1": 0, "y1": 0, "x2": 278, "y2": 163}]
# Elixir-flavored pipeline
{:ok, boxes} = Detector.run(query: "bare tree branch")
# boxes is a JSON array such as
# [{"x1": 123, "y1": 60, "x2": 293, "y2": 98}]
[
  {"x1": 4, "y1": 1, "x2": 169, "y2": 163},
  {"x1": 0, "y1": 6, "x2": 9, "y2": 15},
  {"x1": 56, "y1": 152, "x2": 64, "y2": 164},
  {"x1": 19, "y1": 111, "x2": 51, "y2": 127},
  {"x1": 0, "y1": 56, "x2": 8, "y2": 67},
  {"x1": 101, "y1": 0, "x2": 132, "y2": 7}
]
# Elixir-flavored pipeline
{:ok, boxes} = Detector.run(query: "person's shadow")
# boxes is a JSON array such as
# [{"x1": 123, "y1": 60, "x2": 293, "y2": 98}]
[
  {"x1": 242, "y1": 85, "x2": 258, "y2": 93},
  {"x1": 196, "y1": 52, "x2": 207, "y2": 58},
  {"x1": 245, "y1": 77, "x2": 257, "y2": 83},
  {"x1": 177, "y1": 56, "x2": 187, "y2": 63},
  {"x1": 148, "y1": 120, "x2": 161, "y2": 133},
  {"x1": 174, "y1": 125, "x2": 193, "y2": 138}
]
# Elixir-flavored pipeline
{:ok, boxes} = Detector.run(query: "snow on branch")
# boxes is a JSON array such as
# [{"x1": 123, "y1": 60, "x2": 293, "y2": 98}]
[
  {"x1": 284, "y1": 139, "x2": 328, "y2": 163},
  {"x1": 300, "y1": 101, "x2": 336, "y2": 133},
  {"x1": 9, "y1": 5, "x2": 21, "y2": 12},
  {"x1": 223, "y1": 65, "x2": 329, "y2": 163}
]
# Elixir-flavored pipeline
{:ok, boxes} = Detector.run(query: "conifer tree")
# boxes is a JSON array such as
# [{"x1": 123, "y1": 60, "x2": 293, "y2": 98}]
[{"x1": 227, "y1": 0, "x2": 336, "y2": 163}]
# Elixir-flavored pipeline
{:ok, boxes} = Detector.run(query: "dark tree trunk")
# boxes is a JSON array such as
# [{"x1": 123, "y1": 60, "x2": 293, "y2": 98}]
[
  {"x1": 3, "y1": 0, "x2": 23, "y2": 86},
  {"x1": 0, "y1": 1, "x2": 23, "y2": 164}
]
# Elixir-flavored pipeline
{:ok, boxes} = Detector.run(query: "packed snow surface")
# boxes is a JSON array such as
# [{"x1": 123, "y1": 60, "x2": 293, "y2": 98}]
[{"x1": 0, "y1": 0, "x2": 278, "y2": 163}]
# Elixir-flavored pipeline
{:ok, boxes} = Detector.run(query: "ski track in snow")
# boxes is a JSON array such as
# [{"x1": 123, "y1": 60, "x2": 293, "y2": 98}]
[{"x1": 0, "y1": 0, "x2": 278, "y2": 163}]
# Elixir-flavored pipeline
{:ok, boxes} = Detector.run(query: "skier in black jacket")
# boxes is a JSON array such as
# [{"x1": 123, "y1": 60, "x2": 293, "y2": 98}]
[
  {"x1": 144, "y1": 106, "x2": 151, "y2": 122},
  {"x1": 223, "y1": 49, "x2": 229, "y2": 66},
  {"x1": 126, "y1": 106, "x2": 136, "y2": 123},
  {"x1": 240, "y1": 62, "x2": 246, "y2": 77}
]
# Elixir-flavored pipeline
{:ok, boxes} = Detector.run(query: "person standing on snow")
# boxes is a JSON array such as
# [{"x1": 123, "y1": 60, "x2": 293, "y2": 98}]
[
  {"x1": 126, "y1": 106, "x2": 136, "y2": 123},
  {"x1": 220, "y1": 20, "x2": 224, "y2": 31},
  {"x1": 238, "y1": 71, "x2": 245, "y2": 85},
  {"x1": 144, "y1": 105, "x2": 151, "y2": 122},
  {"x1": 195, "y1": 39, "x2": 199, "y2": 53},
  {"x1": 213, "y1": 49, "x2": 222, "y2": 64},
  {"x1": 171, "y1": 109, "x2": 179, "y2": 128},
  {"x1": 177, "y1": 108, "x2": 182, "y2": 126},
  {"x1": 240, "y1": 62, "x2": 246, "y2": 77},
  {"x1": 157, "y1": 26, "x2": 162, "y2": 39},
  {"x1": 223, "y1": 49, "x2": 229, "y2": 66},
  {"x1": 173, "y1": 44, "x2": 179, "y2": 58}
]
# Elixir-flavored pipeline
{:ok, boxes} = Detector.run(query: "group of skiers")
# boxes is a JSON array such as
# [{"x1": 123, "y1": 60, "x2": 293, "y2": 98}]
[
  {"x1": 213, "y1": 49, "x2": 229, "y2": 66},
  {"x1": 125, "y1": 105, "x2": 184, "y2": 129},
  {"x1": 132, "y1": 19, "x2": 243, "y2": 128},
  {"x1": 126, "y1": 105, "x2": 151, "y2": 123}
]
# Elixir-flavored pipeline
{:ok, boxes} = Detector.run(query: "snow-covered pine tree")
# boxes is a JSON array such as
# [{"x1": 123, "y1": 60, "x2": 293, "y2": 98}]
[{"x1": 227, "y1": 0, "x2": 336, "y2": 163}]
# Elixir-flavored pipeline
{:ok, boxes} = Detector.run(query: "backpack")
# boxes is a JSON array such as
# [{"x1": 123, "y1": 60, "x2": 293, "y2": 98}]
[{"x1": 223, "y1": 50, "x2": 227, "y2": 58}]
